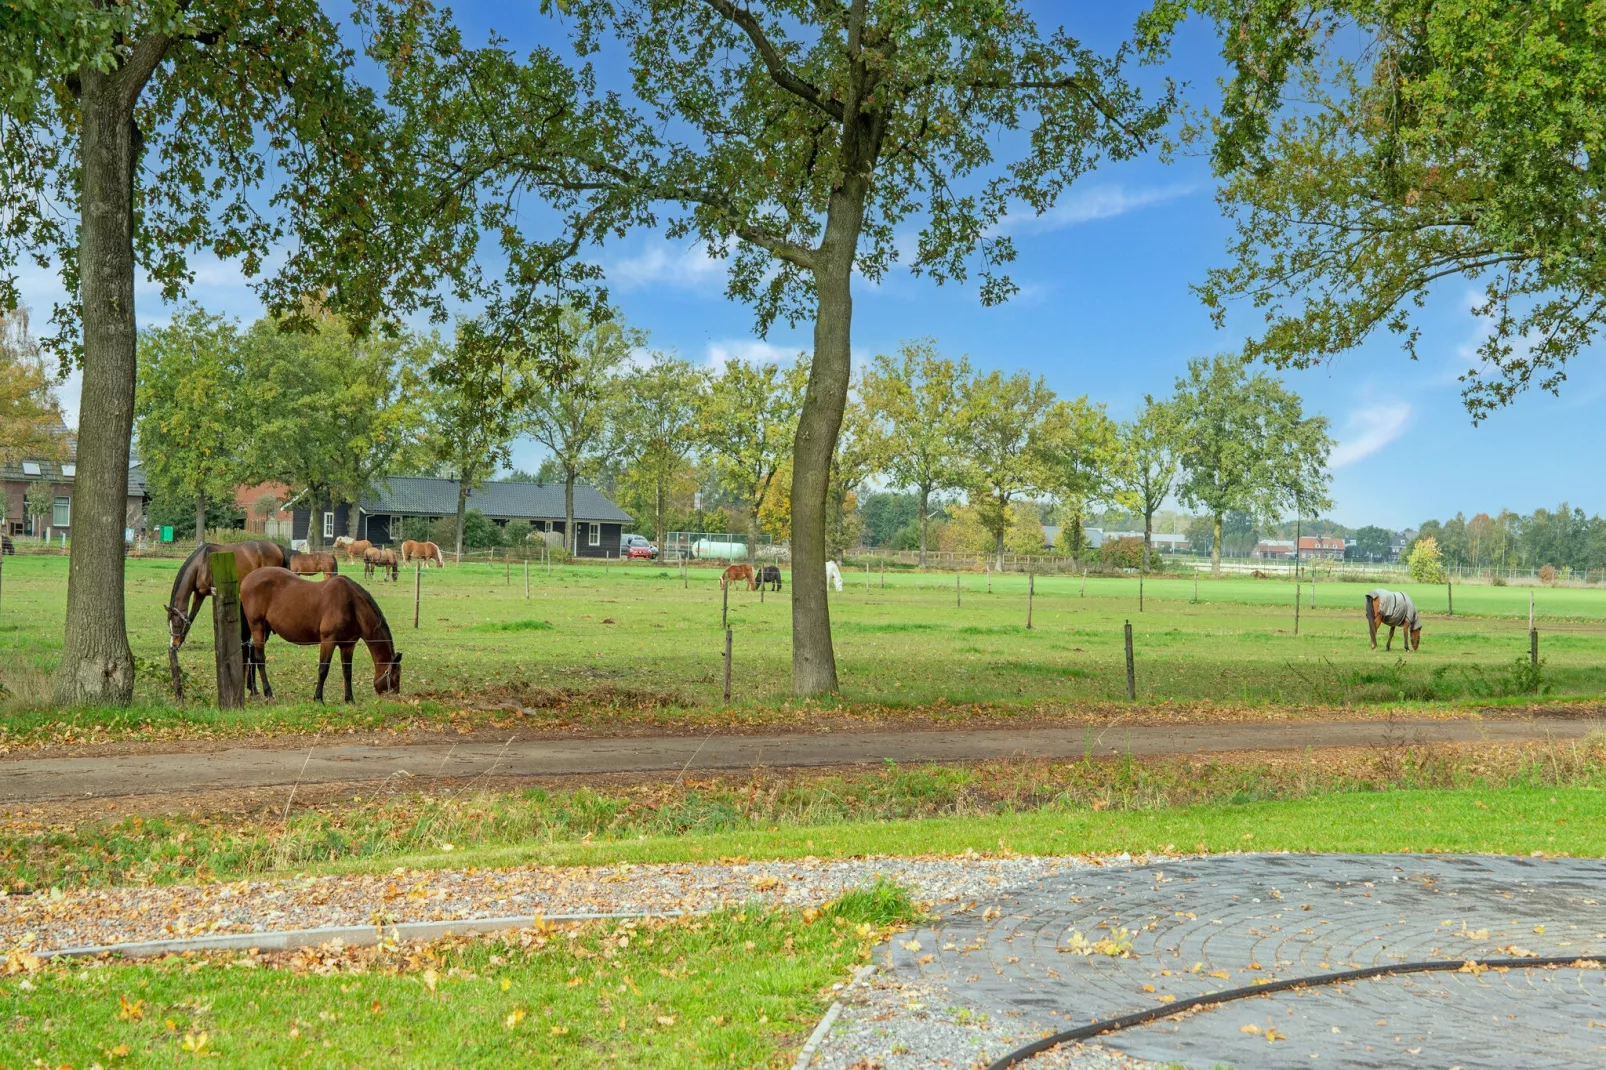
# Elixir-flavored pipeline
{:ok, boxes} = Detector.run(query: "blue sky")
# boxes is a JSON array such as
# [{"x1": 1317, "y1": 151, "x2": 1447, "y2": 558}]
[{"x1": 18, "y1": 3, "x2": 1598, "y2": 531}]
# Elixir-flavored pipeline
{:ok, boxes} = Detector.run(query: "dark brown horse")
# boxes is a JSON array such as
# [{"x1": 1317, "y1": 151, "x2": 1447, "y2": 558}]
[
  {"x1": 364, "y1": 546, "x2": 400, "y2": 581},
  {"x1": 166, "y1": 541, "x2": 292, "y2": 695},
  {"x1": 240, "y1": 567, "x2": 402, "y2": 702}
]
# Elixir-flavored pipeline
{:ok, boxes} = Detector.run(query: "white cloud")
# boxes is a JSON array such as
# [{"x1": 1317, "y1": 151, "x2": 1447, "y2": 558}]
[
  {"x1": 1330, "y1": 401, "x2": 1412, "y2": 468},
  {"x1": 608, "y1": 240, "x2": 729, "y2": 293},
  {"x1": 703, "y1": 338, "x2": 798, "y2": 370},
  {"x1": 1000, "y1": 183, "x2": 1196, "y2": 234}
]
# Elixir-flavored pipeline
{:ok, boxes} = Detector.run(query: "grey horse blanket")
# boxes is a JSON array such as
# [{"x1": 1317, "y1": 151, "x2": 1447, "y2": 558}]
[{"x1": 1366, "y1": 588, "x2": 1420, "y2": 630}]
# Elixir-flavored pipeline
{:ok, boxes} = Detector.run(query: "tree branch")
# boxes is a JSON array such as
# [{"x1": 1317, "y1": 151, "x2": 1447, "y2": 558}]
[
  {"x1": 115, "y1": 32, "x2": 174, "y2": 112},
  {"x1": 700, "y1": 0, "x2": 844, "y2": 121}
]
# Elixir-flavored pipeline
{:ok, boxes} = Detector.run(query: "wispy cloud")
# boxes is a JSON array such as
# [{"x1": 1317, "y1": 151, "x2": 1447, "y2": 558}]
[
  {"x1": 607, "y1": 240, "x2": 729, "y2": 293},
  {"x1": 1331, "y1": 400, "x2": 1412, "y2": 468},
  {"x1": 703, "y1": 338, "x2": 799, "y2": 370},
  {"x1": 999, "y1": 183, "x2": 1196, "y2": 235}
]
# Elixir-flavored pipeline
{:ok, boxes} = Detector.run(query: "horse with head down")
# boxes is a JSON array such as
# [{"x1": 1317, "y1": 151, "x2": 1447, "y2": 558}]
[
  {"x1": 165, "y1": 541, "x2": 292, "y2": 697},
  {"x1": 240, "y1": 567, "x2": 402, "y2": 702},
  {"x1": 721, "y1": 563, "x2": 756, "y2": 590}
]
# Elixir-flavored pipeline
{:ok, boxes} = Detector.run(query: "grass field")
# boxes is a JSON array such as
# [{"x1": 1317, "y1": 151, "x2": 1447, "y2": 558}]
[{"x1": 1, "y1": 555, "x2": 1601, "y2": 738}]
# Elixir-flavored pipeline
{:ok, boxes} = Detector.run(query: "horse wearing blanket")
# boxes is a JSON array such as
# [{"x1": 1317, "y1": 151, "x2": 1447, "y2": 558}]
[{"x1": 1365, "y1": 588, "x2": 1422, "y2": 651}]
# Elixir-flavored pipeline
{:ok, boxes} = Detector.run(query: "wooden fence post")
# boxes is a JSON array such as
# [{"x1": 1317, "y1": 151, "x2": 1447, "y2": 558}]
[
  {"x1": 210, "y1": 551, "x2": 244, "y2": 709},
  {"x1": 414, "y1": 563, "x2": 421, "y2": 628},
  {"x1": 956, "y1": 572, "x2": 961, "y2": 608},
  {"x1": 1080, "y1": 569, "x2": 1086, "y2": 598},
  {"x1": 1138, "y1": 571, "x2": 1144, "y2": 612},
  {"x1": 723, "y1": 627, "x2": 733, "y2": 703},
  {"x1": 1026, "y1": 572, "x2": 1035, "y2": 629},
  {"x1": 722, "y1": 578, "x2": 729, "y2": 629},
  {"x1": 986, "y1": 565, "x2": 992, "y2": 595},
  {"x1": 880, "y1": 559, "x2": 885, "y2": 588},
  {"x1": 505, "y1": 552, "x2": 510, "y2": 586},
  {"x1": 1446, "y1": 579, "x2": 1453, "y2": 616},
  {"x1": 1192, "y1": 576, "x2": 1198, "y2": 604},
  {"x1": 524, "y1": 560, "x2": 530, "y2": 600},
  {"x1": 1294, "y1": 581, "x2": 1301, "y2": 634},
  {"x1": 1124, "y1": 620, "x2": 1136, "y2": 700}
]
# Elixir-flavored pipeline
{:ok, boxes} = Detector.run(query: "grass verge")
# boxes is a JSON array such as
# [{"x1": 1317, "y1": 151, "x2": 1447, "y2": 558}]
[
  {"x1": 0, "y1": 895, "x2": 919, "y2": 1069},
  {"x1": 8, "y1": 739, "x2": 1605, "y2": 891}
]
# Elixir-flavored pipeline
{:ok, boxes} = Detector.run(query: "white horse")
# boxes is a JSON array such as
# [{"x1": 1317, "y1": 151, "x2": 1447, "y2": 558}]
[{"x1": 825, "y1": 559, "x2": 843, "y2": 592}]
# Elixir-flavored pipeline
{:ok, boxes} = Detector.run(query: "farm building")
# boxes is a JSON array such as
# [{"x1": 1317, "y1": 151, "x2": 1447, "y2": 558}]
[
  {"x1": 292, "y1": 477, "x2": 635, "y2": 558},
  {"x1": 1, "y1": 432, "x2": 149, "y2": 539},
  {"x1": 1252, "y1": 536, "x2": 1345, "y2": 560}
]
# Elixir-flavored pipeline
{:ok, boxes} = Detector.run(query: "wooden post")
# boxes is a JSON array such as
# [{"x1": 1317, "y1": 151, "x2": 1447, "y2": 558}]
[
  {"x1": 1124, "y1": 620, "x2": 1136, "y2": 700},
  {"x1": 1530, "y1": 627, "x2": 1539, "y2": 678},
  {"x1": 866, "y1": 562, "x2": 870, "y2": 590},
  {"x1": 1311, "y1": 572, "x2": 1316, "y2": 608},
  {"x1": 1138, "y1": 571, "x2": 1144, "y2": 612},
  {"x1": 413, "y1": 563, "x2": 421, "y2": 628},
  {"x1": 1530, "y1": 590, "x2": 1535, "y2": 630},
  {"x1": 1080, "y1": 569, "x2": 1086, "y2": 598},
  {"x1": 1026, "y1": 572, "x2": 1035, "y2": 629},
  {"x1": 210, "y1": 551, "x2": 244, "y2": 709},
  {"x1": 760, "y1": 574, "x2": 765, "y2": 603},
  {"x1": 986, "y1": 566, "x2": 992, "y2": 595},
  {"x1": 956, "y1": 572, "x2": 961, "y2": 608},
  {"x1": 524, "y1": 560, "x2": 530, "y2": 600},
  {"x1": 722, "y1": 578, "x2": 729, "y2": 629},
  {"x1": 1294, "y1": 581, "x2": 1300, "y2": 634},
  {"x1": 1446, "y1": 578, "x2": 1452, "y2": 616},
  {"x1": 505, "y1": 552, "x2": 510, "y2": 586},
  {"x1": 683, "y1": 559, "x2": 688, "y2": 589},
  {"x1": 880, "y1": 559, "x2": 885, "y2": 588},
  {"x1": 723, "y1": 627, "x2": 733, "y2": 703},
  {"x1": 1192, "y1": 576, "x2": 1198, "y2": 604}
]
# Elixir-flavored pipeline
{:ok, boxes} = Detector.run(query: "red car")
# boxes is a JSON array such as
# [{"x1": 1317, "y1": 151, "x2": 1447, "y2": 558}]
[{"x1": 621, "y1": 534, "x2": 658, "y2": 559}]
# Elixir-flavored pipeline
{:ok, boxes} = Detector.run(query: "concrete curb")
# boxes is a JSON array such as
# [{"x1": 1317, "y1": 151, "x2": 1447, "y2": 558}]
[
  {"x1": 40, "y1": 910, "x2": 700, "y2": 961},
  {"x1": 794, "y1": 962, "x2": 877, "y2": 1069}
]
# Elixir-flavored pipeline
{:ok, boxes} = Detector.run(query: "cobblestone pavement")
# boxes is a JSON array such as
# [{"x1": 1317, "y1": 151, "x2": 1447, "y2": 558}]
[{"x1": 816, "y1": 854, "x2": 1606, "y2": 1069}]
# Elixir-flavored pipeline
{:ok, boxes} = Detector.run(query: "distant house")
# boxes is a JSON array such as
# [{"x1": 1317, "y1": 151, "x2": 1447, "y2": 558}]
[
  {"x1": 292, "y1": 477, "x2": 635, "y2": 558},
  {"x1": 2, "y1": 433, "x2": 148, "y2": 538},
  {"x1": 1253, "y1": 536, "x2": 1345, "y2": 561},
  {"x1": 1086, "y1": 528, "x2": 1191, "y2": 553},
  {"x1": 235, "y1": 481, "x2": 295, "y2": 539}
]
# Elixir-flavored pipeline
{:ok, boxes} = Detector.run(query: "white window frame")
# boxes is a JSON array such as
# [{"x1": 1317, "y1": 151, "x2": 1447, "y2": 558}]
[
  {"x1": 588, "y1": 522, "x2": 600, "y2": 547},
  {"x1": 20, "y1": 461, "x2": 40, "y2": 476},
  {"x1": 323, "y1": 512, "x2": 335, "y2": 539},
  {"x1": 61, "y1": 463, "x2": 76, "y2": 477},
  {"x1": 52, "y1": 496, "x2": 71, "y2": 528}
]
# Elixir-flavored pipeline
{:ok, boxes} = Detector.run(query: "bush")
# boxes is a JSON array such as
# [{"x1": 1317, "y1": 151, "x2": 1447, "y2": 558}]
[
  {"x1": 503, "y1": 519, "x2": 534, "y2": 545},
  {"x1": 1491, "y1": 573, "x2": 1507, "y2": 587},
  {"x1": 1540, "y1": 564, "x2": 1558, "y2": 586},
  {"x1": 1406, "y1": 535, "x2": 1446, "y2": 584},
  {"x1": 461, "y1": 509, "x2": 503, "y2": 549},
  {"x1": 402, "y1": 516, "x2": 432, "y2": 542},
  {"x1": 1100, "y1": 536, "x2": 1162, "y2": 572}
]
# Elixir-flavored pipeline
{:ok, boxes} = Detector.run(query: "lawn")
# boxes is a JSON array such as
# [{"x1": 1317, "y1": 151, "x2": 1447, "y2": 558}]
[
  {"x1": 0, "y1": 554, "x2": 1601, "y2": 739},
  {"x1": 0, "y1": 888, "x2": 917, "y2": 1069}
]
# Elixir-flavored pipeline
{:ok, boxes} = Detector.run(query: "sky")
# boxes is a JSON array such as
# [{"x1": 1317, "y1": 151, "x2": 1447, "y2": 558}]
[{"x1": 15, "y1": 3, "x2": 1601, "y2": 532}]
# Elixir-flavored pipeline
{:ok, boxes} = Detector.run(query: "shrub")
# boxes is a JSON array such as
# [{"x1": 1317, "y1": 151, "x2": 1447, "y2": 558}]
[
  {"x1": 402, "y1": 516, "x2": 432, "y2": 542},
  {"x1": 1406, "y1": 535, "x2": 1446, "y2": 584},
  {"x1": 1491, "y1": 573, "x2": 1507, "y2": 587},
  {"x1": 503, "y1": 519, "x2": 534, "y2": 545},
  {"x1": 1100, "y1": 536, "x2": 1162, "y2": 572},
  {"x1": 1540, "y1": 564, "x2": 1558, "y2": 586},
  {"x1": 462, "y1": 509, "x2": 503, "y2": 549}
]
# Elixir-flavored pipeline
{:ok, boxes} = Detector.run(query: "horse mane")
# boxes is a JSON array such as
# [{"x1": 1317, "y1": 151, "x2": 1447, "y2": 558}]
[
  {"x1": 350, "y1": 580, "x2": 394, "y2": 649},
  {"x1": 169, "y1": 542, "x2": 215, "y2": 609}
]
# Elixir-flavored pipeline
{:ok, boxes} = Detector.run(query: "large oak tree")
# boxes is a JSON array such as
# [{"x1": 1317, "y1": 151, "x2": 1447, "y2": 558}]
[
  {"x1": 3, "y1": 1, "x2": 438, "y2": 703},
  {"x1": 367, "y1": 0, "x2": 1173, "y2": 695}
]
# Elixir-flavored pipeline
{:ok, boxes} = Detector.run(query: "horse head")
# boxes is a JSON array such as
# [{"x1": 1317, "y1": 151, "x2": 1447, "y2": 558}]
[
  {"x1": 375, "y1": 650, "x2": 403, "y2": 694},
  {"x1": 1410, "y1": 626, "x2": 1422, "y2": 651},
  {"x1": 166, "y1": 605, "x2": 193, "y2": 645}
]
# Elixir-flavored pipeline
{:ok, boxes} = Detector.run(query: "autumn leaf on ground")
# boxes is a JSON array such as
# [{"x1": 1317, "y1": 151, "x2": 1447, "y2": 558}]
[
  {"x1": 181, "y1": 1031, "x2": 209, "y2": 1053},
  {"x1": 656, "y1": 1015, "x2": 675, "y2": 1026},
  {"x1": 422, "y1": 968, "x2": 439, "y2": 992},
  {"x1": 505, "y1": 1008, "x2": 525, "y2": 1028},
  {"x1": 117, "y1": 994, "x2": 145, "y2": 1022},
  {"x1": 749, "y1": 874, "x2": 781, "y2": 892}
]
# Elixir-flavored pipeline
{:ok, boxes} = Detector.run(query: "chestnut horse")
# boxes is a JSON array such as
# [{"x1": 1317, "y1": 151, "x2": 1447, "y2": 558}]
[
  {"x1": 721, "y1": 563, "x2": 756, "y2": 590},
  {"x1": 240, "y1": 567, "x2": 402, "y2": 702},
  {"x1": 289, "y1": 551, "x2": 339, "y2": 578},
  {"x1": 341, "y1": 538, "x2": 373, "y2": 562},
  {"x1": 400, "y1": 539, "x2": 445, "y2": 567},
  {"x1": 364, "y1": 546, "x2": 400, "y2": 581}
]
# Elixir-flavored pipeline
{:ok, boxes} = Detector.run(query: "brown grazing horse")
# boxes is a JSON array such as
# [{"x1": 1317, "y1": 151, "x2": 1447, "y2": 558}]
[
  {"x1": 364, "y1": 546, "x2": 400, "y2": 581},
  {"x1": 240, "y1": 567, "x2": 402, "y2": 702},
  {"x1": 401, "y1": 539, "x2": 445, "y2": 567},
  {"x1": 289, "y1": 551, "x2": 339, "y2": 577},
  {"x1": 166, "y1": 541, "x2": 292, "y2": 686},
  {"x1": 721, "y1": 563, "x2": 757, "y2": 590}
]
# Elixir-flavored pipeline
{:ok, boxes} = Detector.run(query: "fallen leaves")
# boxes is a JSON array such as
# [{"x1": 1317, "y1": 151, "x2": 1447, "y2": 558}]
[
  {"x1": 505, "y1": 1008, "x2": 526, "y2": 1028},
  {"x1": 1058, "y1": 927, "x2": 1134, "y2": 958}
]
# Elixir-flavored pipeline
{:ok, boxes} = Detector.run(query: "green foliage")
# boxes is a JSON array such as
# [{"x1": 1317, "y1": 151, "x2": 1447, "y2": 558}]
[
  {"x1": 402, "y1": 516, "x2": 433, "y2": 542},
  {"x1": 858, "y1": 492, "x2": 921, "y2": 549},
  {"x1": 502, "y1": 519, "x2": 534, "y2": 546},
  {"x1": 1111, "y1": 395, "x2": 1179, "y2": 563},
  {"x1": 1171, "y1": 355, "x2": 1331, "y2": 563},
  {"x1": 1351, "y1": 525, "x2": 1393, "y2": 562},
  {"x1": 1100, "y1": 536, "x2": 1163, "y2": 572},
  {"x1": 460, "y1": 509, "x2": 503, "y2": 549},
  {"x1": 1407, "y1": 535, "x2": 1446, "y2": 584},
  {"x1": 823, "y1": 879, "x2": 925, "y2": 926},
  {"x1": 956, "y1": 370, "x2": 1059, "y2": 556},
  {"x1": 1161, "y1": 1, "x2": 1606, "y2": 419},
  {"x1": 612, "y1": 352, "x2": 704, "y2": 545},
  {"x1": 696, "y1": 355, "x2": 807, "y2": 534}
]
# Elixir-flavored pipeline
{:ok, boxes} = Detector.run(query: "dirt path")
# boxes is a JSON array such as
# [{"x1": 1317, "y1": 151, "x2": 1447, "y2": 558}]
[{"x1": 3, "y1": 717, "x2": 1595, "y2": 803}]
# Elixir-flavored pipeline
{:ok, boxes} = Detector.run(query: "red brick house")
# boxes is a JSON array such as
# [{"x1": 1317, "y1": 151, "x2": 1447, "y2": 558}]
[{"x1": 2, "y1": 437, "x2": 149, "y2": 539}]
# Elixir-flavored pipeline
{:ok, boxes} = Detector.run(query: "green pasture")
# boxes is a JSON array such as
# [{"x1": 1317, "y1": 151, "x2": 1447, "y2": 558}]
[{"x1": 0, "y1": 555, "x2": 1601, "y2": 730}]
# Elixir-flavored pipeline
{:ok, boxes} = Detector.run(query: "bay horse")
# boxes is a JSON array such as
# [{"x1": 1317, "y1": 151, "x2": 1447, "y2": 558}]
[
  {"x1": 240, "y1": 567, "x2": 402, "y2": 702},
  {"x1": 166, "y1": 541, "x2": 292, "y2": 695},
  {"x1": 289, "y1": 551, "x2": 339, "y2": 578},
  {"x1": 721, "y1": 563, "x2": 756, "y2": 590},
  {"x1": 364, "y1": 546, "x2": 400, "y2": 581}
]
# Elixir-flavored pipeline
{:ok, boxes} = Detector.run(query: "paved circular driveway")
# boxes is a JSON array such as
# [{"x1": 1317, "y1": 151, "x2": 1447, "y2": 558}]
[{"x1": 877, "y1": 854, "x2": 1606, "y2": 1068}]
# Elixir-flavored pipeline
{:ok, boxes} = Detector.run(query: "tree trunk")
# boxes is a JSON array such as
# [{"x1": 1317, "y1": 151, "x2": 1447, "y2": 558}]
[
  {"x1": 306, "y1": 488, "x2": 323, "y2": 550},
  {"x1": 1142, "y1": 508, "x2": 1153, "y2": 576},
  {"x1": 564, "y1": 470, "x2": 576, "y2": 556},
  {"x1": 54, "y1": 69, "x2": 142, "y2": 706},
  {"x1": 994, "y1": 527, "x2": 1006, "y2": 568},
  {"x1": 1211, "y1": 512, "x2": 1224, "y2": 576},
  {"x1": 790, "y1": 203, "x2": 864, "y2": 698},
  {"x1": 918, "y1": 484, "x2": 929, "y2": 568},
  {"x1": 454, "y1": 481, "x2": 468, "y2": 562},
  {"x1": 194, "y1": 488, "x2": 208, "y2": 547},
  {"x1": 348, "y1": 497, "x2": 362, "y2": 540},
  {"x1": 654, "y1": 470, "x2": 667, "y2": 548}
]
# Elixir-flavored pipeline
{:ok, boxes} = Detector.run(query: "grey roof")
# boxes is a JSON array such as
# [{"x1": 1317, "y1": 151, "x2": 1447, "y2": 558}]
[
  {"x1": 2, "y1": 452, "x2": 147, "y2": 497},
  {"x1": 364, "y1": 476, "x2": 633, "y2": 524}
]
